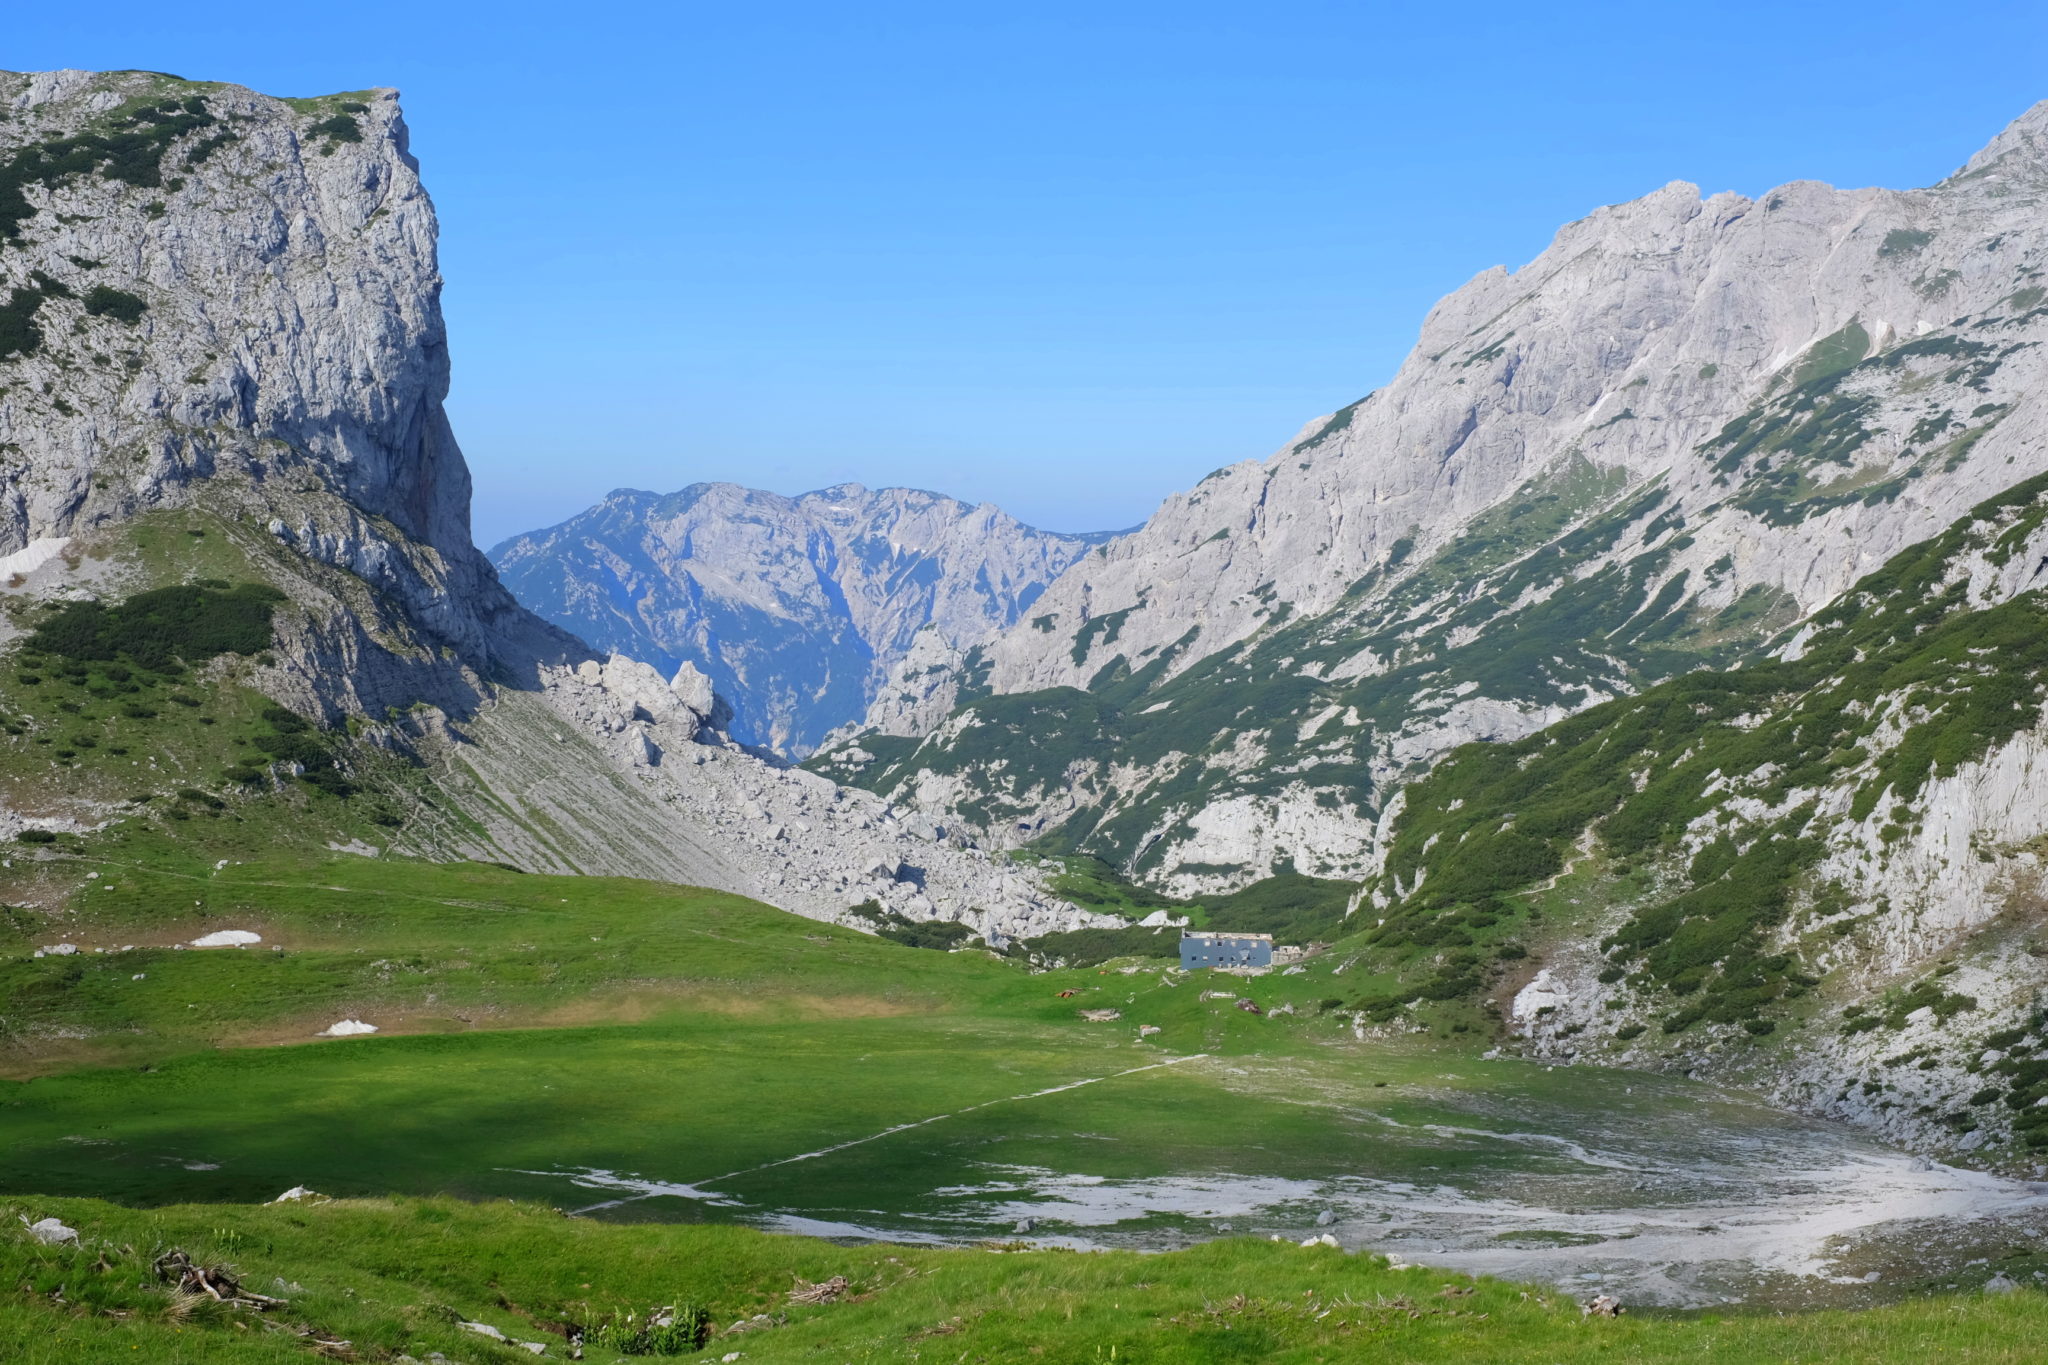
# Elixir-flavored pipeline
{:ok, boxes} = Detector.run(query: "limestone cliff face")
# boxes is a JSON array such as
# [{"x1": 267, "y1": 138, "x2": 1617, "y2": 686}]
[
  {"x1": 0, "y1": 69, "x2": 1096, "y2": 941},
  {"x1": 831, "y1": 101, "x2": 2048, "y2": 895},
  {"x1": 0, "y1": 69, "x2": 525, "y2": 683},
  {"x1": 964, "y1": 107, "x2": 2048, "y2": 695},
  {"x1": 490, "y1": 483, "x2": 1112, "y2": 755}
]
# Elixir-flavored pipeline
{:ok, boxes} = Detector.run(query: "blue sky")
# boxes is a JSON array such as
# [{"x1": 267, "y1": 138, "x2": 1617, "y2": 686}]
[{"x1": 11, "y1": 3, "x2": 2048, "y2": 544}]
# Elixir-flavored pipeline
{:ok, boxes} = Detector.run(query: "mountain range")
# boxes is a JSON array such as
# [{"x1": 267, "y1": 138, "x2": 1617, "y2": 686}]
[
  {"x1": 789, "y1": 102, "x2": 2048, "y2": 1160},
  {"x1": 7, "y1": 65, "x2": 2048, "y2": 1172},
  {"x1": 489, "y1": 483, "x2": 1114, "y2": 755},
  {"x1": 813, "y1": 110, "x2": 2048, "y2": 900}
]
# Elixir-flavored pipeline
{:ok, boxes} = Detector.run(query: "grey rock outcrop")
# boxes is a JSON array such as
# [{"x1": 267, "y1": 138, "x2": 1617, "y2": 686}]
[
  {"x1": 491, "y1": 482, "x2": 1114, "y2": 754},
  {"x1": 402, "y1": 663, "x2": 1105, "y2": 941},
  {"x1": 941, "y1": 130, "x2": 2048, "y2": 698},
  {"x1": 1475, "y1": 476, "x2": 2048, "y2": 1163}
]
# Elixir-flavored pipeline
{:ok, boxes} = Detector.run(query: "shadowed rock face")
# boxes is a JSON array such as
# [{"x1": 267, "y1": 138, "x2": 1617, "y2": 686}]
[{"x1": 490, "y1": 482, "x2": 1115, "y2": 755}]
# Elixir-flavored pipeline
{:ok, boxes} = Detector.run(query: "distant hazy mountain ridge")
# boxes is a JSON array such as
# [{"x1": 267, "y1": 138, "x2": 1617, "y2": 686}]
[{"x1": 491, "y1": 483, "x2": 1113, "y2": 755}]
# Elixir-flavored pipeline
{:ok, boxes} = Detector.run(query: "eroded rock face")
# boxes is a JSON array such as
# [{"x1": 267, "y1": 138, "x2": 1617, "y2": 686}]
[
  {"x1": 1357, "y1": 468, "x2": 2048, "y2": 1165},
  {"x1": 0, "y1": 70, "x2": 515, "y2": 671},
  {"x1": 965, "y1": 133, "x2": 2048, "y2": 698},
  {"x1": 491, "y1": 482, "x2": 1115, "y2": 755},
  {"x1": 831, "y1": 100, "x2": 2048, "y2": 895}
]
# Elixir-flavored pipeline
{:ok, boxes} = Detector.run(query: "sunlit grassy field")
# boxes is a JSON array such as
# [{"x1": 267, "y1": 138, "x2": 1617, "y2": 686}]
[{"x1": 0, "y1": 853, "x2": 1621, "y2": 1217}]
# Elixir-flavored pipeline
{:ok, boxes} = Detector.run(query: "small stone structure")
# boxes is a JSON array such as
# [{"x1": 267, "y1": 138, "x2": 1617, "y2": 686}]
[{"x1": 1180, "y1": 930, "x2": 1273, "y2": 970}]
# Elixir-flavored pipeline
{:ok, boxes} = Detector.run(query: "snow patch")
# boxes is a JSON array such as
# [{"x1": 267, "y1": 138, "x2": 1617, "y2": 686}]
[
  {"x1": 0, "y1": 537, "x2": 71, "y2": 581},
  {"x1": 189, "y1": 930, "x2": 262, "y2": 949}
]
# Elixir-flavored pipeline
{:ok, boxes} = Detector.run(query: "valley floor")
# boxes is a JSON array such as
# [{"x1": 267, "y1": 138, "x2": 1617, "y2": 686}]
[{"x1": 4, "y1": 854, "x2": 2046, "y2": 1359}]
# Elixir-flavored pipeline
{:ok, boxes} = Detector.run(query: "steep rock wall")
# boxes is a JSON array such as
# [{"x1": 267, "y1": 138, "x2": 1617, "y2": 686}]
[{"x1": 829, "y1": 102, "x2": 2048, "y2": 896}]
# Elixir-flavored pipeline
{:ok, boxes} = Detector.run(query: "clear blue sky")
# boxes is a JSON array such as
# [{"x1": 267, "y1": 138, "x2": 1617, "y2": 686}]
[{"x1": 11, "y1": 3, "x2": 2048, "y2": 544}]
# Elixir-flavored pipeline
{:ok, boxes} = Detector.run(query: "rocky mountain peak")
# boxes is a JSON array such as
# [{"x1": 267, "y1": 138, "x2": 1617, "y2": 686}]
[
  {"x1": 829, "y1": 99, "x2": 2048, "y2": 903},
  {"x1": 1956, "y1": 98, "x2": 2048, "y2": 180},
  {"x1": 888, "y1": 103, "x2": 2048, "y2": 713},
  {"x1": 492, "y1": 478, "x2": 1114, "y2": 753},
  {"x1": 0, "y1": 67, "x2": 526, "y2": 677}
]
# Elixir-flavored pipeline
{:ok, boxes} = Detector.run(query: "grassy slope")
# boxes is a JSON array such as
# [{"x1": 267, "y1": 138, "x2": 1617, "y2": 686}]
[
  {"x1": 5, "y1": 1195, "x2": 2047, "y2": 1364},
  {"x1": 0, "y1": 848, "x2": 1278, "y2": 1069},
  {"x1": 1337, "y1": 472, "x2": 2048, "y2": 1145},
  {"x1": 0, "y1": 507, "x2": 447, "y2": 880}
]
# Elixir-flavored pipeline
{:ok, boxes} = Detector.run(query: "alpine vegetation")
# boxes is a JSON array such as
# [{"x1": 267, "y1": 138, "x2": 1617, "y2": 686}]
[{"x1": 0, "y1": 67, "x2": 1097, "y2": 940}]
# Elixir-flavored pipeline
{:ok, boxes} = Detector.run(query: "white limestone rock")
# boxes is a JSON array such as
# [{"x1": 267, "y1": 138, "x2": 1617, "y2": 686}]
[
  {"x1": 0, "y1": 69, "x2": 1101, "y2": 964},
  {"x1": 670, "y1": 661, "x2": 717, "y2": 719},
  {"x1": 1511, "y1": 970, "x2": 1571, "y2": 1023},
  {"x1": 400, "y1": 662, "x2": 1114, "y2": 942}
]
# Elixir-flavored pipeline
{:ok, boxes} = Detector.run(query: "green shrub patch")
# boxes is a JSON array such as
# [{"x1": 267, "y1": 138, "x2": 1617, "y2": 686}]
[
  {"x1": 25, "y1": 581, "x2": 282, "y2": 672},
  {"x1": 306, "y1": 111, "x2": 363, "y2": 147},
  {"x1": 81, "y1": 284, "x2": 147, "y2": 322},
  {"x1": 0, "y1": 94, "x2": 219, "y2": 241},
  {"x1": 848, "y1": 900, "x2": 978, "y2": 950}
]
